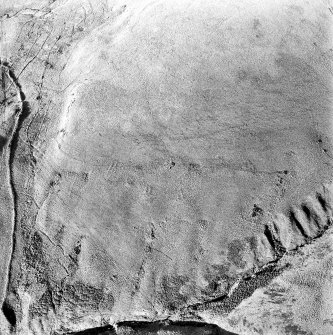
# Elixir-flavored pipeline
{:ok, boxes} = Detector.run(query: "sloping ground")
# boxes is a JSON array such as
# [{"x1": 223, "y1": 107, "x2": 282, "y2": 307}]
[
  {"x1": 0, "y1": 0, "x2": 332, "y2": 334},
  {"x1": 64, "y1": 321, "x2": 237, "y2": 335},
  {"x1": 201, "y1": 223, "x2": 333, "y2": 335}
]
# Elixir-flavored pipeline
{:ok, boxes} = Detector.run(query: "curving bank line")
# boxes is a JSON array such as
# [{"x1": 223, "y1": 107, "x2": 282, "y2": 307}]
[{"x1": 0, "y1": 59, "x2": 29, "y2": 329}]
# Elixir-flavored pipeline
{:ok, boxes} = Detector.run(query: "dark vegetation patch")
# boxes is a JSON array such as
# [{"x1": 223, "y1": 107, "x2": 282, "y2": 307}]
[
  {"x1": 23, "y1": 231, "x2": 49, "y2": 284},
  {"x1": 201, "y1": 264, "x2": 232, "y2": 298},
  {"x1": 284, "y1": 324, "x2": 309, "y2": 335},
  {"x1": 218, "y1": 264, "x2": 285, "y2": 313},
  {"x1": 24, "y1": 231, "x2": 45, "y2": 269},
  {"x1": 159, "y1": 275, "x2": 190, "y2": 311},
  {"x1": 186, "y1": 262, "x2": 287, "y2": 315},
  {"x1": 29, "y1": 287, "x2": 55, "y2": 318},
  {"x1": 53, "y1": 281, "x2": 109, "y2": 311},
  {"x1": 227, "y1": 240, "x2": 246, "y2": 268}
]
